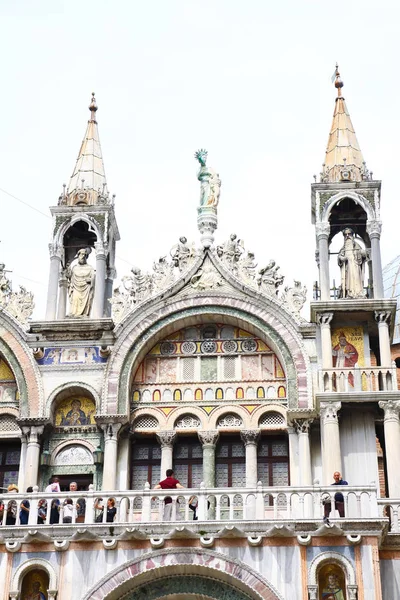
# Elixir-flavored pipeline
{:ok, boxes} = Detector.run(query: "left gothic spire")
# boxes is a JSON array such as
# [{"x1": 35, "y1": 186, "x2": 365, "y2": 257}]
[{"x1": 58, "y1": 93, "x2": 109, "y2": 206}]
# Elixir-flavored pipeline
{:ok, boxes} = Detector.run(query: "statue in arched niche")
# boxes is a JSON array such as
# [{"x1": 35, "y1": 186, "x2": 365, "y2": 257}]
[
  {"x1": 337, "y1": 227, "x2": 367, "y2": 299},
  {"x1": 66, "y1": 248, "x2": 95, "y2": 317}
]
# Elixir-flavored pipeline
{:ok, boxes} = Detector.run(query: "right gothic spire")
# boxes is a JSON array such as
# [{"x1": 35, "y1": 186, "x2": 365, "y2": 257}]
[{"x1": 320, "y1": 64, "x2": 371, "y2": 183}]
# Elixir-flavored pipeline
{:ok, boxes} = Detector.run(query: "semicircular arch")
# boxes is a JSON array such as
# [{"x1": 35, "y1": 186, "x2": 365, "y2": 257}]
[
  {"x1": 81, "y1": 548, "x2": 284, "y2": 600},
  {"x1": 0, "y1": 314, "x2": 43, "y2": 416},
  {"x1": 104, "y1": 298, "x2": 311, "y2": 415},
  {"x1": 46, "y1": 381, "x2": 101, "y2": 422}
]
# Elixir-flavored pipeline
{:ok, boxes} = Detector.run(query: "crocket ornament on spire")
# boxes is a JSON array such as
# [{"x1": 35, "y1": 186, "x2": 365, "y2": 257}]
[{"x1": 195, "y1": 149, "x2": 221, "y2": 248}]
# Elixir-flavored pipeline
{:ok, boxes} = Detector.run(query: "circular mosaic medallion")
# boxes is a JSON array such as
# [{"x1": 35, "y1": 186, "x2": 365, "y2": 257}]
[
  {"x1": 222, "y1": 340, "x2": 238, "y2": 353},
  {"x1": 160, "y1": 341, "x2": 176, "y2": 355},
  {"x1": 181, "y1": 341, "x2": 197, "y2": 354},
  {"x1": 241, "y1": 339, "x2": 257, "y2": 352},
  {"x1": 201, "y1": 340, "x2": 217, "y2": 354}
]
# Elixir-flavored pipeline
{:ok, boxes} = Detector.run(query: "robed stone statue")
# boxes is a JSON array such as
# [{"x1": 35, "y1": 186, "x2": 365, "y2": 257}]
[
  {"x1": 67, "y1": 248, "x2": 95, "y2": 317},
  {"x1": 338, "y1": 227, "x2": 367, "y2": 299}
]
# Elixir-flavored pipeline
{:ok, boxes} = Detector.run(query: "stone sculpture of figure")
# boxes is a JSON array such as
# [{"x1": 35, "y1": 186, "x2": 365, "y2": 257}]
[
  {"x1": 195, "y1": 149, "x2": 221, "y2": 208},
  {"x1": 0, "y1": 264, "x2": 11, "y2": 306},
  {"x1": 217, "y1": 234, "x2": 244, "y2": 270},
  {"x1": 171, "y1": 237, "x2": 194, "y2": 272},
  {"x1": 191, "y1": 264, "x2": 223, "y2": 290},
  {"x1": 337, "y1": 227, "x2": 367, "y2": 299},
  {"x1": 321, "y1": 572, "x2": 345, "y2": 600},
  {"x1": 7, "y1": 286, "x2": 35, "y2": 325},
  {"x1": 67, "y1": 248, "x2": 95, "y2": 317},
  {"x1": 281, "y1": 280, "x2": 307, "y2": 318},
  {"x1": 109, "y1": 287, "x2": 128, "y2": 322},
  {"x1": 122, "y1": 267, "x2": 153, "y2": 304},
  {"x1": 238, "y1": 251, "x2": 258, "y2": 284},
  {"x1": 258, "y1": 260, "x2": 284, "y2": 296}
]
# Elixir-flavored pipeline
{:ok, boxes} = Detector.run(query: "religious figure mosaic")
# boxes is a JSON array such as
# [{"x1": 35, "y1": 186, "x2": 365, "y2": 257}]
[
  {"x1": 20, "y1": 569, "x2": 49, "y2": 600},
  {"x1": 55, "y1": 396, "x2": 95, "y2": 427},
  {"x1": 318, "y1": 564, "x2": 346, "y2": 600},
  {"x1": 35, "y1": 346, "x2": 108, "y2": 365}
]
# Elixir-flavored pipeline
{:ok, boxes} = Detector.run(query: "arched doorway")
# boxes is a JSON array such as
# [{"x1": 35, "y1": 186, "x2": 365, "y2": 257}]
[{"x1": 82, "y1": 549, "x2": 284, "y2": 600}]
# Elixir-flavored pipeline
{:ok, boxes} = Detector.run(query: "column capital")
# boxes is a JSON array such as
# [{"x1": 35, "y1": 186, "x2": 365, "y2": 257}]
[
  {"x1": 293, "y1": 418, "x2": 313, "y2": 434},
  {"x1": 198, "y1": 430, "x2": 219, "y2": 447},
  {"x1": 320, "y1": 401, "x2": 341, "y2": 423},
  {"x1": 100, "y1": 422, "x2": 122, "y2": 440},
  {"x1": 375, "y1": 310, "x2": 391, "y2": 324},
  {"x1": 48, "y1": 242, "x2": 62, "y2": 259},
  {"x1": 317, "y1": 312, "x2": 334, "y2": 326},
  {"x1": 156, "y1": 431, "x2": 177, "y2": 448},
  {"x1": 18, "y1": 420, "x2": 46, "y2": 443},
  {"x1": 94, "y1": 241, "x2": 108, "y2": 258},
  {"x1": 240, "y1": 429, "x2": 260, "y2": 446},
  {"x1": 366, "y1": 219, "x2": 382, "y2": 239},
  {"x1": 379, "y1": 400, "x2": 400, "y2": 422},
  {"x1": 316, "y1": 222, "x2": 330, "y2": 240}
]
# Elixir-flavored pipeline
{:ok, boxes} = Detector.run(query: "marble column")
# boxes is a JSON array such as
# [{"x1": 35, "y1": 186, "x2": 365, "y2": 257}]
[
  {"x1": 287, "y1": 426, "x2": 299, "y2": 486},
  {"x1": 17, "y1": 433, "x2": 27, "y2": 492},
  {"x1": 101, "y1": 423, "x2": 122, "y2": 490},
  {"x1": 294, "y1": 419, "x2": 313, "y2": 485},
  {"x1": 317, "y1": 312, "x2": 334, "y2": 370},
  {"x1": 316, "y1": 222, "x2": 331, "y2": 301},
  {"x1": 93, "y1": 242, "x2": 107, "y2": 319},
  {"x1": 22, "y1": 425, "x2": 44, "y2": 488},
  {"x1": 57, "y1": 268, "x2": 68, "y2": 320},
  {"x1": 375, "y1": 311, "x2": 392, "y2": 367},
  {"x1": 379, "y1": 400, "x2": 400, "y2": 497},
  {"x1": 198, "y1": 430, "x2": 219, "y2": 488},
  {"x1": 104, "y1": 266, "x2": 116, "y2": 318},
  {"x1": 367, "y1": 220, "x2": 384, "y2": 298},
  {"x1": 156, "y1": 431, "x2": 177, "y2": 479},
  {"x1": 240, "y1": 429, "x2": 260, "y2": 487},
  {"x1": 45, "y1": 242, "x2": 62, "y2": 320},
  {"x1": 320, "y1": 401, "x2": 342, "y2": 485}
]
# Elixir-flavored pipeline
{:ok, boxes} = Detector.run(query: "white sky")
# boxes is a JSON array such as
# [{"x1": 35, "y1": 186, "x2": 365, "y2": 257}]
[{"x1": 0, "y1": 0, "x2": 399, "y2": 319}]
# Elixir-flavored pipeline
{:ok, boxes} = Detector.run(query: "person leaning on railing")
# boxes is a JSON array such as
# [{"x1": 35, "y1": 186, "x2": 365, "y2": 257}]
[
  {"x1": 6, "y1": 484, "x2": 18, "y2": 525},
  {"x1": 94, "y1": 497, "x2": 117, "y2": 522},
  {"x1": 19, "y1": 487, "x2": 33, "y2": 525},
  {"x1": 323, "y1": 471, "x2": 348, "y2": 524}
]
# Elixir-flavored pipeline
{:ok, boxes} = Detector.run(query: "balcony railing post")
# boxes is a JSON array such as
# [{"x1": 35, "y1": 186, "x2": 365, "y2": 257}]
[
  {"x1": 197, "y1": 482, "x2": 206, "y2": 521},
  {"x1": 256, "y1": 482, "x2": 264, "y2": 519},
  {"x1": 142, "y1": 482, "x2": 151, "y2": 522}
]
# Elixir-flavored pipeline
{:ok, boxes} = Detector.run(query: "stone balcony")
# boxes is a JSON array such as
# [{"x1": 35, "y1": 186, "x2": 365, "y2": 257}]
[
  {"x1": 0, "y1": 485, "x2": 388, "y2": 550},
  {"x1": 318, "y1": 366, "x2": 398, "y2": 394}
]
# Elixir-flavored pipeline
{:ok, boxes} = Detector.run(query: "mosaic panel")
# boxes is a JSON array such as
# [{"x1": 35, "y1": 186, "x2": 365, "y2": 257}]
[
  {"x1": 55, "y1": 396, "x2": 95, "y2": 427},
  {"x1": 36, "y1": 346, "x2": 108, "y2": 365},
  {"x1": 124, "y1": 575, "x2": 253, "y2": 600},
  {"x1": 21, "y1": 569, "x2": 49, "y2": 600},
  {"x1": 0, "y1": 359, "x2": 14, "y2": 380},
  {"x1": 0, "y1": 384, "x2": 17, "y2": 404},
  {"x1": 331, "y1": 326, "x2": 365, "y2": 367},
  {"x1": 145, "y1": 358, "x2": 157, "y2": 382}
]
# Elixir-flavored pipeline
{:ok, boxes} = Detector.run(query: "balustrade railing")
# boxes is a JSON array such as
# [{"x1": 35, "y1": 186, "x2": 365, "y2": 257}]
[
  {"x1": 318, "y1": 367, "x2": 397, "y2": 393},
  {"x1": 0, "y1": 484, "x2": 379, "y2": 527},
  {"x1": 377, "y1": 499, "x2": 400, "y2": 532}
]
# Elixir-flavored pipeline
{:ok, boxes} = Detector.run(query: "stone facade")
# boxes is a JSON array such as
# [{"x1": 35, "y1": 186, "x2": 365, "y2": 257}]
[{"x1": 1, "y1": 81, "x2": 400, "y2": 600}]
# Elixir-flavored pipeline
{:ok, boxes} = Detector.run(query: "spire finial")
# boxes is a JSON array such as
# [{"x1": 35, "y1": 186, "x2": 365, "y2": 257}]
[
  {"x1": 334, "y1": 63, "x2": 344, "y2": 97},
  {"x1": 89, "y1": 92, "x2": 98, "y2": 122}
]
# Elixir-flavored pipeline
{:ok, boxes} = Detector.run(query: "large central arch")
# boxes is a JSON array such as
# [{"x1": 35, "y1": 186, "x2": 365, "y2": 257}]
[{"x1": 82, "y1": 548, "x2": 284, "y2": 600}]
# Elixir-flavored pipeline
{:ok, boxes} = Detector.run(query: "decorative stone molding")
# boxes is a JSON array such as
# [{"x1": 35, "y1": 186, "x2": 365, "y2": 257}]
[
  {"x1": 198, "y1": 430, "x2": 219, "y2": 446},
  {"x1": 379, "y1": 400, "x2": 400, "y2": 423},
  {"x1": 320, "y1": 401, "x2": 341, "y2": 423},
  {"x1": 240, "y1": 429, "x2": 261, "y2": 446},
  {"x1": 103, "y1": 538, "x2": 118, "y2": 550},
  {"x1": 346, "y1": 534, "x2": 361, "y2": 545},
  {"x1": 54, "y1": 539, "x2": 70, "y2": 551},
  {"x1": 150, "y1": 537, "x2": 164, "y2": 548},
  {"x1": 366, "y1": 219, "x2": 382, "y2": 238},
  {"x1": 247, "y1": 535, "x2": 263, "y2": 546},
  {"x1": 100, "y1": 422, "x2": 122, "y2": 440},
  {"x1": 297, "y1": 534, "x2": 311, "y2": 546},
  {"x1": 156, "y1": 430, "x2": 177, "y2": 448},
  {"x1": 200, "y1": 535, "x2": 215, "y2": 547},
  {"x1": 20, "y1": 424, "x2": 45, "y2": 443},
  {"x1": 5, "y1": 541, "x2": 21, "y2": 553},
  {"x1": 316, "y1": 312, "x2": 334, "y2": 327}
]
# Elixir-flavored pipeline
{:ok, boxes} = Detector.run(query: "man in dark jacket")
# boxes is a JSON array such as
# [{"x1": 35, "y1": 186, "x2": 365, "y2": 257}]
[{"x1": 323, "y1": 471, "x2": 348, "y2": 523}]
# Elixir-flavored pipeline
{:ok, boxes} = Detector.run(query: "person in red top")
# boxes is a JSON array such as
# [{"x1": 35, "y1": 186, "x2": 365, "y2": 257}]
[{"x1": 154, "y1": 469, "x2": 184, "y2": 520}]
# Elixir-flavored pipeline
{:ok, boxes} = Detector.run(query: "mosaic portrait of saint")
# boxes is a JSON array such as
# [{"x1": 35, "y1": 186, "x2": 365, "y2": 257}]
[{"x1": 56, "y1": 397, "x2": 95, "y2": 427}]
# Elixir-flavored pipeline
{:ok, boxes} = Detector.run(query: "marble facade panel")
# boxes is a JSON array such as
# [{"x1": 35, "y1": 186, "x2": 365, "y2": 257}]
[{"x1": 380, "y1": 558, "x2": 400, "y2": 600}]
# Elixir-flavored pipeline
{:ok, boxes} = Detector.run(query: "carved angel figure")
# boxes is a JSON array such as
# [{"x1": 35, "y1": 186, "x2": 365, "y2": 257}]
[
  {"x1": 191, "y1": 265, "x2": 223, "y2": 290},
  {"x1": 257, "y1": 260, "x2": 284, "y2": 296},
  {"x1": 152, "y1": 256, "x2": 175, "y2": 290},
  {"x1": 0, "y1": 264, "x2": 12, "y2": 306},
  {"x1": 238, "y1": 251, "x2": 258, "y2": 284},
  {"x1": 122, "y1": 267, "x2": 153, "y2": 304},
  {"x1": 7, "y1": 286, "x2": 35, "y2": 325}
]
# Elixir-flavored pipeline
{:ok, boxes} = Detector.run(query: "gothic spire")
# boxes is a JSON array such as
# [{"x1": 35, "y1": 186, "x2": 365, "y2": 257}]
[
  {"x1": 63, "y1": 93, "x2": 109, "y2": 205},
  {"x1": 320, "y1": 65, "x2": 370, "y2": 183}
]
